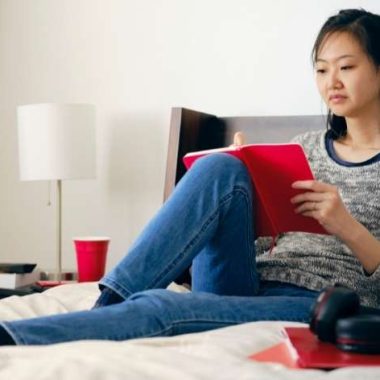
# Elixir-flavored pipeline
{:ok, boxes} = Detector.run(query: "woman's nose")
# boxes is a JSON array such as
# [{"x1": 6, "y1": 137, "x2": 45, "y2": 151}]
[{"x1": 327, "y1": 70, "x2": 343, "y2": 89}]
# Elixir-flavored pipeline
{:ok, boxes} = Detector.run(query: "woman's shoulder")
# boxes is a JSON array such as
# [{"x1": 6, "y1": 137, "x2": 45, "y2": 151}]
[
  {"x1": 290, "y1": 129, "x2": 326, "y2": 146},
  {"x1": 290, "y1": 129, "x2": 327, "y2": 162}
]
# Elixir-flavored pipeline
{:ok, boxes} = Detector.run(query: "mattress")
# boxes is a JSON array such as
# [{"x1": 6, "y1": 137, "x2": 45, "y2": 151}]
[{"x1": 0, "y1": 282, "x2": 379, "y2": 380}]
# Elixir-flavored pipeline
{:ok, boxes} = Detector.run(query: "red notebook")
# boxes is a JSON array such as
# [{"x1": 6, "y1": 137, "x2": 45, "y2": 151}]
[
  {"x1": 249, "y1": 327, "x2": 380, "y2": 369},
  {"x1": 285, "y1": 327, "x2": 380, "y2": 369},
  {"x1": 183, "y1": 143, "x2": 327, "y2": 238}
]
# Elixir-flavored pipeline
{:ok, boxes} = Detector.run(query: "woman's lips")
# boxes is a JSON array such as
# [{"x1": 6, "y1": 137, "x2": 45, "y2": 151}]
[{"x1": 329, "y1": 95, "x2": 347, "y2": 104}]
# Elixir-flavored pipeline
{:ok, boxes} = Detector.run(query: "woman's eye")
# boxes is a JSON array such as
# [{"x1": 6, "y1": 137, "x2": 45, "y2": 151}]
[
  {"x1": 316, "y1": 68, "x2": 326, "y2": 74},
  {"x1": 341, "y1": 65, "x2": 354, "y2": 70}
]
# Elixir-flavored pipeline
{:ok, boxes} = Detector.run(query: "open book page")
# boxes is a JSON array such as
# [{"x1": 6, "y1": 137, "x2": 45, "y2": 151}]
[{"x1": 182, "y1": 146, "x2": 239, "y2": 168}]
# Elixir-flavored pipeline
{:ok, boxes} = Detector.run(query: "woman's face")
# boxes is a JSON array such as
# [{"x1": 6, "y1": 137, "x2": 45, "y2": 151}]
[{"x1": 315, "y1": 31, "x2": 380, "y2": 119}]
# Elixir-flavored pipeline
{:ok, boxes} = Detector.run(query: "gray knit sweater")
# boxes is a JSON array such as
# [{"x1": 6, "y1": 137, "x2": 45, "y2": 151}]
[{"x1": 256, "y1": 129, "x2": 380, "y2": 308}]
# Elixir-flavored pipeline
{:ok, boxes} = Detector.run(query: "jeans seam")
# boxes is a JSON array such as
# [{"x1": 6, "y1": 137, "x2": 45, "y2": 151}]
[
  {"x1": 142, "y1": 314, "x2": 309, "y2": 339},
  {"x1": 216, "y1": 183, "x2": 257, "y2": 294},
  {"x1": 145, "y1": 186, "x2": 251, "y2": 290},
  {"x1": 168, "y1": 312, "x2": 310, "y2": 326},
  {"x1": 240, "y1": 185, "x2": 258, "y2": 294}
]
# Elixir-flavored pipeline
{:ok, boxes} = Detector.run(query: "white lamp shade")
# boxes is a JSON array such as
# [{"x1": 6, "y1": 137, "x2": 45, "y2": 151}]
[{"x1": 17, "y1": 103, "x2": 96, "y2": 181}]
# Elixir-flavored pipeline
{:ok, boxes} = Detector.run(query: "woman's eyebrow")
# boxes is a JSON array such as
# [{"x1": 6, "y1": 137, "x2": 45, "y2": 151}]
[{"x1": 316, "y1": 54, "x2": 356, "y2": 63}]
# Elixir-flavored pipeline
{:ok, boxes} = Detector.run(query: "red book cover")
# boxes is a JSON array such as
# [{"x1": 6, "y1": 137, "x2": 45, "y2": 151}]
[
  {"x1": 249, "y1": 327, "x2": 380, "y2": 369},
  {"x1": 285, "y1": 327, "x2": 380, "y2": 368},
  {"x1": 183, "y1": 143, "x2": 327, "y2": 238}
]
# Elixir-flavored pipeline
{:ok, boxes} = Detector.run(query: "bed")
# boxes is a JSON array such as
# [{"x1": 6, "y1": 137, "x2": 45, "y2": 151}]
[{"x1": 1, "y1": 108, "x2": 379, "y2": 379}]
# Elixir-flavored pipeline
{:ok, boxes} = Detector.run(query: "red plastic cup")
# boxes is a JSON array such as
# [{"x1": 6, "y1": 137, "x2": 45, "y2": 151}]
[{"x1": 73, "y1": 237, "x2": 110, "y2": 282}]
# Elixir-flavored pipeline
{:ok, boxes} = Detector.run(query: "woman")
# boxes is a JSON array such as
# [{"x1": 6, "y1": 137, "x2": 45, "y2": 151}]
[{"x1": 1, "y1": 8, "x2": 380, "y2": 345}]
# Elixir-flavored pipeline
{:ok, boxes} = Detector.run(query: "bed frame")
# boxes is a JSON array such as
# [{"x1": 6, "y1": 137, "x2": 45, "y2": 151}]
[{"x1": 164, "y1": 107, "x2": 326, "y2": 284}]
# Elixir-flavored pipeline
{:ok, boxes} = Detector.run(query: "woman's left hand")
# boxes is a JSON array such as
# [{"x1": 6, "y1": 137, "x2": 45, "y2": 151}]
[{"x1": 290, "y1": 180, "x2": 357, "y2": 237}]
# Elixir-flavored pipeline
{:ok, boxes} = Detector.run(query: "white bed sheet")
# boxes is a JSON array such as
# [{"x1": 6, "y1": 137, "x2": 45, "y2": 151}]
[{"x1": 0, "y1": 283, "x2": 379, "y2": 380}]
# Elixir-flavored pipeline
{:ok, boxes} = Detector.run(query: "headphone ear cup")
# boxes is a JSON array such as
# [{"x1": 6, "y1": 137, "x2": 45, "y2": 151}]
[
  {"x1": 309, "y1": 287, "x2": 333, "y2": 337},
  {"x1": 309, "y1": 286, "x2": 360, "y2": 343},
  {"x1": 336, "y1": 315, "x2": 380, "y2": 354}
]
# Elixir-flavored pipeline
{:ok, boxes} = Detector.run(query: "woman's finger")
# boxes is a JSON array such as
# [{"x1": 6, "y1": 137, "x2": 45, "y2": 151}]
[
  {"x1": 291, "y1": 191, "x2": 329, "y2": 204},
  {"x1": 292, "y1": 180, "x2": 336, "y2": 192},
  {"x1": 233, "y1": 131, "x2": 246, "y2": 146}
]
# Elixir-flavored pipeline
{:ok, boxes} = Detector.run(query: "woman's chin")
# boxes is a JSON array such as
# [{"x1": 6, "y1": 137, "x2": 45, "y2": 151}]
[{"x1": 329, "y1": 106, "x2": 352, "y2": 118}]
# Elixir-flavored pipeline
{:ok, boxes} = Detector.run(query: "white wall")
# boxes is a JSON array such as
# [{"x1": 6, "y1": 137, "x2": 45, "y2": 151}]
[{"x1": 1, "y1": 0, "x2": 379, "y2": 273}]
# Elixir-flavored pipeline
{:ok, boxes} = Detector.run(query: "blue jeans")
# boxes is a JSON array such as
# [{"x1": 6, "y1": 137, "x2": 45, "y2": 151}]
[{"x1": 0, "y1": 154, "x2": 319, "y2": 345}]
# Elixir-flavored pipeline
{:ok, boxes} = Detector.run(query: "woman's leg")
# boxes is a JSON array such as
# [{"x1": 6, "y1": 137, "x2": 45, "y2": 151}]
[
  {"x1": 98, "y1": 153, "x2": 258, "y2": 304},
  {"x1": 1, "y1": 285, "x2": 318, "y2": 345},
  {"x1": 0, "y1": 153, "x2": 262, "y2": 345},
  {"x1": 190, "y1": 168, "x2": 256, "y2": 295}
]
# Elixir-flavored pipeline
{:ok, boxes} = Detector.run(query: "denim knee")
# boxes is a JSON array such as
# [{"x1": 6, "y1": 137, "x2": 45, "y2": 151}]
[
  {"x1": 127, "y1": 289, "x2": 181, "y2": 307},
  {"x1": 127, "y1": 289, "x2": 191, "y2": 317},
  {"x1": 192, "y1": 153, "x2": 250, "y2": 184}
]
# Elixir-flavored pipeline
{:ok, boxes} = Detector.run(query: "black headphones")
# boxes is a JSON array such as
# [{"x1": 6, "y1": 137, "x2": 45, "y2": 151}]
[{"x1": 309, "y1": 286, "x2": 380, "y2": 354}]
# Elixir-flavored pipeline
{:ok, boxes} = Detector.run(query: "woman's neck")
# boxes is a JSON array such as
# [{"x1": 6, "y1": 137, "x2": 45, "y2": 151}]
[{"x1": 342, "y1": 116, "x2": 380, "y2": 149}]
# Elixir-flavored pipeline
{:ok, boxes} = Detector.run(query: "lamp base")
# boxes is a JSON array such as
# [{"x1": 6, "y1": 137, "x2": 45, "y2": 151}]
[{"x1": 40, "y1": 270, "x2": 78, "y2": 281}]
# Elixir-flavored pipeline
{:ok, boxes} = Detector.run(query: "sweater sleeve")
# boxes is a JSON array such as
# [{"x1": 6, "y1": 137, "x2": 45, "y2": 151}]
[{"x1": 362, "y1": 263, "x2": 380, "y2": 279}]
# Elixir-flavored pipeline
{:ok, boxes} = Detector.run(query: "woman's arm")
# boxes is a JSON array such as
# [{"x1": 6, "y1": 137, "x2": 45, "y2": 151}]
[{"x1": 291, "y1": 180, "x2": 380, "y2": 275}]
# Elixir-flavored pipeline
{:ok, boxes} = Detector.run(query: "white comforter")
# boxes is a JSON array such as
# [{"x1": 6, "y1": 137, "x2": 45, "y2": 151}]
[{"x1": 0, "y1": 283, "x2": 379, "y2": 380}]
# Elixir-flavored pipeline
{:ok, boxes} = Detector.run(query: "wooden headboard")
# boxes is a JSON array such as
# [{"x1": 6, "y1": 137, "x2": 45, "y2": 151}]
[{"x1": 164, "y1": 107, "x2": 325, "y2": 201}]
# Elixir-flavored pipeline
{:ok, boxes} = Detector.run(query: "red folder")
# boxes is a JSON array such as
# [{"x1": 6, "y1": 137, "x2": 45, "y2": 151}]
[
  {"x1": 285, "y1": 327, "x2": 380, "y2": 368},
  {"x1": 183, "y1": 144, "x2": 327, "y2": 238}
]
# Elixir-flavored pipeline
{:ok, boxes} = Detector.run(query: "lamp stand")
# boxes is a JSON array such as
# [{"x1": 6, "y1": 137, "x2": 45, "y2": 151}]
[
  {"x1": 47, "y1": 180, "x2": 63, "y2": 281},
  {"x1": 57, "y1": 179, "x2": 62, "y2": 281},
  {"x1": 40, "y1": 180, "x2": 77, "y2": 282}
]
